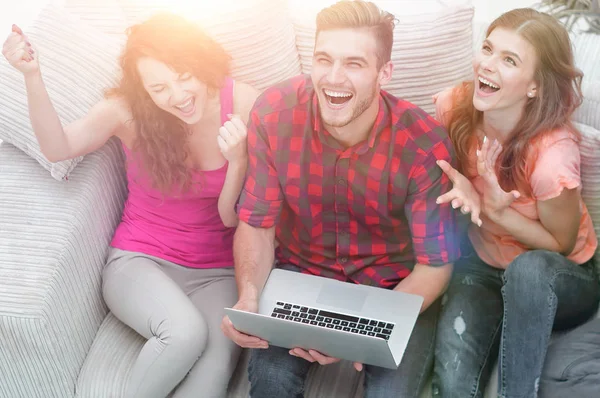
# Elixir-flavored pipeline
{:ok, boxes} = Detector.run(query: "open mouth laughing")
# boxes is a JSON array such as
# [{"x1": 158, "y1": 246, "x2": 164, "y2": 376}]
[
  {"x1": 478, "y1": 76, "x2": 501, "y2": 94},
  {"x1": 174, "y1": 97, "x2": 196, "y2": 116},
  {"x1": 323, "y1": 89, "x2": 353, "y2": 107}
]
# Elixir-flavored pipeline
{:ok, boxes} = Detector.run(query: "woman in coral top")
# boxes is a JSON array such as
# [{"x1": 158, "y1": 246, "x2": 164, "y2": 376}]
[
  {"x1": 430, "y1": 8, "x2": 599, "y2": 398},
  {"x1": 2, "y1": 12, "x2": 259, "y2": 398}
]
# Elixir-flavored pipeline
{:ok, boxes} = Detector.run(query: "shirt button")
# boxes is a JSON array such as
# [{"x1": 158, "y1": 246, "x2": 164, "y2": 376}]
[
  {"x1": 340, "y1": 257, "x2": 348, "y2": 263},
  {"x1": 337, "y1": 178, "x2": 346, "y2": 186}
]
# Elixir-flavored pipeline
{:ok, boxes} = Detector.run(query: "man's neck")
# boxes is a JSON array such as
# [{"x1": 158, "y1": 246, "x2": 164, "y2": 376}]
[{"x1": 325, "y1": 97, "x2": 380, "y2": 148}]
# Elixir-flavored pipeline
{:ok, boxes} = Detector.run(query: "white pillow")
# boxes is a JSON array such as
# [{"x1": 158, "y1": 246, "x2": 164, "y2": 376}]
[
  {"x1": 574, "y1": 81, "x2": 600, "y2": 133},
  {"x1": 0, "y1": 5, "x2": 123, "y2": 181},
  {"x1": 290, "y1": 2, "x2": 475, "y2": 115},
  {"x1": 64, "y1": 0, "x2": 129, "y2": 39},
  {"x1": 576, "y1": 122, "x2": 600, "y2": 269},
  {"x1": 118, "y1": 0, "x2": 302, "y2": 92}
]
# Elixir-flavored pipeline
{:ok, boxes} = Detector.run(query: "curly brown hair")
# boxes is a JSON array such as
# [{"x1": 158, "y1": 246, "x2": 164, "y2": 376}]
[
  {"x1": 107, "y1": 12, "x2": 231, "y2": 193},
  {"x1": 446, "y1": 8, "x2": 583, "y2": 197}
]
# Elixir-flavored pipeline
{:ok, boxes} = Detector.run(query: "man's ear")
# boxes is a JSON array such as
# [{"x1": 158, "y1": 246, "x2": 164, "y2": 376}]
[{"x1": 379, "y1": 61, "x2": 393, "y2": 86}]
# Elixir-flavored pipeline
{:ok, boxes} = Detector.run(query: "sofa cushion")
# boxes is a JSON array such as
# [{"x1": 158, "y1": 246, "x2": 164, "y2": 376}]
[
  {"x1": 77, "y1": 313, "x2": 366, "y2": 397},
  {"x1": 118, "y1": 0, "x2": 302, "y2": 92},
  {"x1": 64, "y1": 0, "x2": 129, "y2": 38},
  {"x1": 0, "y1": 4, "x2": 123, "y2": 181},
  {"x1": 76, "y1": 313, "x2": 144, "y2": 397},
  {"x1": 576, "y1": 122, "x2": 600, "y2": 268},
  {"x1": 0, "y1": 139, "x2": 127, "y2": 398},
  {"x1": 572, "y1": 32, "x2": 600, "y2": 132},
  {"x1": 290, "y1": 1, "x2": 474, "y2": 115}
]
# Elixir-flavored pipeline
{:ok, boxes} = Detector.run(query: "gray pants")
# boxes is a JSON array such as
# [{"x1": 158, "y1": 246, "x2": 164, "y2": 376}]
[
  {"x1": 102, "y1": 247, "x2": 241, "y2": 398},
  {"x1": 540, "y1": 317, "x2": 600, "y2": 398}
]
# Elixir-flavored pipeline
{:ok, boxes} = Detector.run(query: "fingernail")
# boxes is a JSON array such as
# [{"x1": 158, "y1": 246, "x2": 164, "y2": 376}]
[
  {"x1": 483, "y1": 136, "x2": 488, "y2": 143},
  {"x1": 436, "y1": 198, "x2": 441, "y2": 204},
  {"x1": 478, "y1": 220, "x2": 483, "y2": 227},
  {"x1": 476, "y1": 150, "x2": 481, "y2": 157}
]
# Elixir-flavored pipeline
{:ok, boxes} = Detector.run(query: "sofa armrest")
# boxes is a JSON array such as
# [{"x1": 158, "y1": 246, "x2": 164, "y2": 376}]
[{"x1": 0, "y1": 138, "x2": 127, "y2": 398}]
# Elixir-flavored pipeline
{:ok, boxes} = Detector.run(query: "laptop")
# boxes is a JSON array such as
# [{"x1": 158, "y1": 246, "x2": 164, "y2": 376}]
[{"x1": 225, "y1": 268, "x2": 423, "y2": 369}]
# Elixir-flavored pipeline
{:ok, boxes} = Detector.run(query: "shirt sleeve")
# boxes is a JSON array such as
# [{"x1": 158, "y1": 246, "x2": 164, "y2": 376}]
[
  {"x1": 236, "y1": 108, "x2": 284, "y2": 228},
  {"x1": 530, "y1": 135, "x2": 581, "y2": 201},
  {"x1": 405, "y1": 136, "x2": 461, "y2": 266}
]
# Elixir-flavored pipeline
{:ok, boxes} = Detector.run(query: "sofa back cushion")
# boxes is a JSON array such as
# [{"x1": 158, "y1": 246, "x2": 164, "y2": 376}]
[{"x1": 118, "y1": 0, "x2": 303, "y2": 92}]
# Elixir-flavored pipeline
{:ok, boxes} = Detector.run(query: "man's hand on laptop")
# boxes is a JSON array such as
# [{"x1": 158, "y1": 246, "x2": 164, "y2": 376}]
[
  {"x1": 220, "y1": 298, "x2": 269, "y2": 349},
  {"x1": 289, "y1": 348, "x2": 363, "y2": 372}
]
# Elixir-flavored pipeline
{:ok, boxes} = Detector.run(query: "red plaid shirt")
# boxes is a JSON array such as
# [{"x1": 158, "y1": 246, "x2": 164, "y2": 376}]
[{"x1": 238, "y1": 75, "x2": 460, "y2": 288}]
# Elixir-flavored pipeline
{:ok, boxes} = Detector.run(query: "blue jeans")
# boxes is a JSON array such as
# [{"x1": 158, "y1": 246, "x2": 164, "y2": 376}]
[
  {"x1": 540, "y1": 317, "x2": 600, "y2": 398},
  {"x1": 432, "y1": 244, "x2": 599, "y2": 398},
  {"x1": 247, "y1": 296, "x2": 441, "y2": 397}
]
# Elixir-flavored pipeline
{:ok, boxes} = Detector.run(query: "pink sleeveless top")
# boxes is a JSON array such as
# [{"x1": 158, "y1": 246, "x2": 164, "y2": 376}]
[{"x1": 110, "y1": 78, "x2": 236, "y2": 268}]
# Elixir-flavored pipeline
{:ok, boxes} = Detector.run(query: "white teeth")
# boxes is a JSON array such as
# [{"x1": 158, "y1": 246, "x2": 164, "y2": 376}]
[
  {"x1": 175, "y1": 98, "x2": 193, "y2": 109},
  {"x1": 324, "y1": 89, "x2": 352, "y2": 98},
  {"x1": 478, "y1": 76, "x2": 499, "y2": 89}
]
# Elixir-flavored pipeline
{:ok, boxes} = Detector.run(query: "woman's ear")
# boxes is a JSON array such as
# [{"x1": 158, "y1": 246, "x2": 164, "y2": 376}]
[{"x1": 527, "y1": 86, "x2": 537, "y2": 98}]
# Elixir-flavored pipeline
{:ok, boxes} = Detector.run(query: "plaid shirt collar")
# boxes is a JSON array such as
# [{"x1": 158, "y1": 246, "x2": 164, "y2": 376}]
[{"x1": 311, "y1": 91, "x2": 390, "y2": 155}]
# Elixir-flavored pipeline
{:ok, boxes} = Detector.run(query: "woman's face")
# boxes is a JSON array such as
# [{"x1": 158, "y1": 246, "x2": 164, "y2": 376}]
[
  {"x1": 472, "y1": 27, "x2": 538, "y2": 114},
  {"x1": 137, "y1": 57, "x2": 208, "y2": 124}
]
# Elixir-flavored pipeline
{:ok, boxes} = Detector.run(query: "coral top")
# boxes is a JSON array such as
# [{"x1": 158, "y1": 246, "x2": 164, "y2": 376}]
[{"x1": 434, "y1": 87, "x2": 597, "y2": 269}]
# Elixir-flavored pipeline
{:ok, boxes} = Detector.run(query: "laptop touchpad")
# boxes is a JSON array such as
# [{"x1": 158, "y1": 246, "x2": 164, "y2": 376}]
[{"x1": 316, "y1": 281, "x2": 367, "y2": 312}]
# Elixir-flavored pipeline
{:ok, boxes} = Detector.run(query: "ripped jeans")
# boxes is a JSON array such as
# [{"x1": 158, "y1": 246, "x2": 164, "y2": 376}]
[{"x1": 431, "y1": 243, "x2": 599, "y2": 398}]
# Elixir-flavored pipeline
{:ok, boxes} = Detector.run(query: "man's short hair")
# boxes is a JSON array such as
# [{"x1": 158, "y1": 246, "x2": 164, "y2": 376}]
[{"x1": 315, "y1": 0, "x2": 396, "y2": 68}]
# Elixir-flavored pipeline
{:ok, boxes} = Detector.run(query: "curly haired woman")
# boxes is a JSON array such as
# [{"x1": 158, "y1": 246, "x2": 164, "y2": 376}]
[{"x1": 2, "y1": 12, "x2": 259, "y2": 398}]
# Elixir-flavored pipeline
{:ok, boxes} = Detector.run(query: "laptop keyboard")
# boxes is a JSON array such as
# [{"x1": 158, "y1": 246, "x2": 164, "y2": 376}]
[{"x1": 270, "y1": 301, "x2": 394, "y2": 341}]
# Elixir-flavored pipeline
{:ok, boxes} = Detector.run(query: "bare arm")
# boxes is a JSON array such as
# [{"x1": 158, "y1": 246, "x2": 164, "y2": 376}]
[
  {"x1": 394, "y1": 263, "x2": 453, "y2": 312},
  {"x1": 487, "y1": 188, "x2": 580, "y2": 255},
  {"x1": 25, "y1": 73, "x2": 125, "y2": 162},
  {"x1": 218, "y1": 161, "x2": 247, "y2": 227},
  {"x1": 233, "y1": 221, "x2": 276, "y2": 303},
  {"x1": 217, "y1": 83, "x2": 261, "y2": 227},
  {"x1": 220, "y1": 221, "x2": 275, "y2": 349}
]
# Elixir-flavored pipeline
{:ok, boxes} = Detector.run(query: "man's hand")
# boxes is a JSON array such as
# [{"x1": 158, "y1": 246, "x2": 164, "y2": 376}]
[
  {"x1": 220, "y1": 298, "x2": 269, "y2": 349},
  {"x1": 289, "y1": 348, "x2": 363, "y2": 371}
]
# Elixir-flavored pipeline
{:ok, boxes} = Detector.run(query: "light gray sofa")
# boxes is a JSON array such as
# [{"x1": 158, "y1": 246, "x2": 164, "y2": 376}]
[{"x1": 0, "y1": 3, "x2": 599, "y2": 398}]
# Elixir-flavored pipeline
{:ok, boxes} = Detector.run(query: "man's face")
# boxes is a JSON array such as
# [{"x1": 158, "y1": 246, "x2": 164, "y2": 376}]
[{"x1": 311, "y1": 28, "x2": 389, "y2": 129}]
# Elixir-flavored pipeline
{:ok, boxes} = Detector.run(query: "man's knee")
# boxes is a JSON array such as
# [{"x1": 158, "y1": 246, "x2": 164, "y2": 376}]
[{"x1": 248, "y1": 346, "x2": 309, "y2": 396}]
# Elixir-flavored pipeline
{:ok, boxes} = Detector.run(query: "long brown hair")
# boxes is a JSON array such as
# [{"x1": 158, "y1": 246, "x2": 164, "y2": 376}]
[
  {"x1": 107, "y1": 12, "x2": 231, "y2": 193},
  {"x1": 447, "y1": 8, "x2": 583, "y2": 196}
]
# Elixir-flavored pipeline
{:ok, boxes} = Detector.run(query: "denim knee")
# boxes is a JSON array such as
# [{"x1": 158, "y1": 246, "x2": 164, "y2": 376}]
[
  {"x1": 248, "y1": 347, "x2": 309, "y2": 398},
  {"x1": 504, "y1": 250, "x2": 558, "y2": 288}
]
